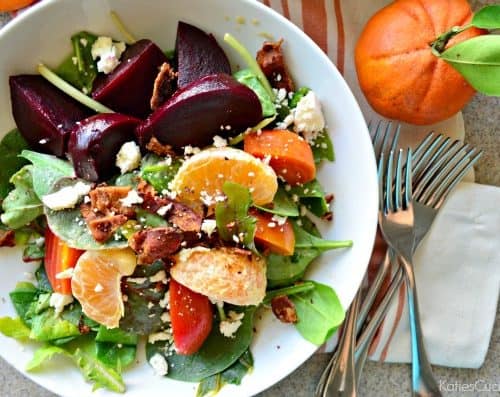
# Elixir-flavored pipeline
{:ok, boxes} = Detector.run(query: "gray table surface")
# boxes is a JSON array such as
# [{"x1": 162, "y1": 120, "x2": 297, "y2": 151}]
[{"x1": 1, "y1": 1, "x2": 499, "y2": 396}]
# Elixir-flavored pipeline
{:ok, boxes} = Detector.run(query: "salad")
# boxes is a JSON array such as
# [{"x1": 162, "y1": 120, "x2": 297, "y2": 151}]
[{"x1": 0, "y1": 14, "x2": 352, "y2": 396}]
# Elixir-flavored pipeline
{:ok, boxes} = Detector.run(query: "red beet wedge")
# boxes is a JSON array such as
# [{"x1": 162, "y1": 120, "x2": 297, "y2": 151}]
[
  {"x1": 9, "y1": 75, "x2": 92, "y2": 157},
  {"x1": 176, "y1": 21, "x2": 231, "y2": 88},
  {"x1": 92, "y1": 39, "x2": 168, "y2": 119},
  {"x1": 136, "y1": 73, "x2": 262, "y2": 149},
  {"x1": 68, "y1": 113, "x2": 141, "y2": 182}
]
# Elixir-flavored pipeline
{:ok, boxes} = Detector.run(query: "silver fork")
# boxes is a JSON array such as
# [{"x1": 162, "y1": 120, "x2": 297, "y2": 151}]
[{"x1": 379, "y1": 147, "x2": 442, "y2": 397}]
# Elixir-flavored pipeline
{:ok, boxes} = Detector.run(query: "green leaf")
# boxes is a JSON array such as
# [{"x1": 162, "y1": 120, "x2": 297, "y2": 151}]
[
  {"x1": 96, "y1": 326, "x2": 138, "y2": 345},
  {"x1": 135, "y1": 208, "x2": 168, "y2": 228},
  {"x1": 9, "y1": 282, "x2": 38, "y2": 324},
  {"x1": 56, "y1": 31, "x2": 98, "y2": 94},
  {"x1": 29, "y1": 308, "x2": 81, "y2": 342},
  {"x1": 311, "y1": 130, "x2": 335, "y2": 163},
  {"x1": 264, "y1": 281, "x2": 315, "y2": 304},
  {"x1": 234, "y1": 69, "x2": 276, "y2": 117},
  {"x1": 215, "y1": 182, "x2": 256, "y2": 250},
  {"x1": 472, "y1": 5, "x2": 500, "y2": 29},
  {"x1": 266, "y1": 249, "x2": 319, "y2": 288},
  {"x1": 289, "y1": 87, "x2": 310, "y2": 108},
  {"x1": 26, "y1": 345, "x2": 69, "y2": 371},
  {"x1": 0, "y1": 129, "x2": 29, "y2": 200},
  {"x1": 293, "y1": 222, "x2": 352, "y2": 251},
  {"x1": 0, "y1": 317, "x2": 31, "y2": 341},
  {"x1": 140, "y1": 154, "x2": 182, "y2": 192},
  {"x1": 291, "y1": 281, "x2": 345, "y2": 345},
  {"x1": 96, "y1": 342, "x2": 136, "y2": 370},
  {"x1": 255, "y1": 187, "x2": 298, "y2": 217},
  {"x1": 147, "y1": 307, "x2": 255, "y2": 382},
  {"x1": 20, "y1": 150, "x2": 74, "y2": 199},
  {"x1": 289, "y1": 179, "x2": 330, "y2": 217},
  {"x1": 22, "y1": 239, "x2": 45, "y2": 262},
  {"x1": 120, "y1": 261, "x2": 168, "y2": 335},
  {"x1": 440, "y1": 35, "x2": 500, "y2": 96},
  {"x1": 73, "y1": 348, "x2": 126, "y2": 393},
  {"x1": 1, "y1": 166, "x2": 43, "y2": 229},
  {"x1": 35, "y1": 265, "x2": 53, "y2": 293}
]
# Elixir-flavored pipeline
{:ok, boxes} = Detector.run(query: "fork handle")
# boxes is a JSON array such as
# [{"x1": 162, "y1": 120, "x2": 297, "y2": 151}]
[{"x1": 399, "y1": 255, "x2": 442, "y2": 397}]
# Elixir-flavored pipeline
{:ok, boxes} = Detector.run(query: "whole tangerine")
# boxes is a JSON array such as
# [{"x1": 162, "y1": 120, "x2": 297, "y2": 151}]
[{"x1": 355, "y1": 0, "x2": 483, "y2": 125}]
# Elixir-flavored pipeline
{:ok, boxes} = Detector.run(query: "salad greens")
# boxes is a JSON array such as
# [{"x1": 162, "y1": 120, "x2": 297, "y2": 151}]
[
  {"x1": 289, "y1": 179, "x2": 331, "y2": 218},
  {"x1": 254, "y1": 187, "x2": 299, "y2": 217},
  {"x1": 140, "y1": 153, "x2": 181, "y2": 192},
  {"x1": 234, "y1": 69, "x2": 276, "y2": 117},
  {"x1": 0, "y1": 129, "x2": 28, "y2": 200}
]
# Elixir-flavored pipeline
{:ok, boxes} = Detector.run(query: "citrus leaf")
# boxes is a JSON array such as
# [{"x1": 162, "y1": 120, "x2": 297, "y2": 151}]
[
  {"x1": 440, "y1": 35, "x2": 500, "y2": 96},
  {"x1": 472, "y1": 5, "x2": 500, "y2": 29}
]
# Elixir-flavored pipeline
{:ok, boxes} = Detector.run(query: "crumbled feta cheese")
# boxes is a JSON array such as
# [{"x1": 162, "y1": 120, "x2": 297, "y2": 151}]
[
  {"x1": 156, "y1": 203, "x2": 173, "y2": 217},
  {"x1": 149, "y1": 353, "x2": 169, "y2": 376},
  {"x1": 55, "y1": 268, "x2": 74, "y2": 279},
  {"x1": 200, "y1": 191, "x2": 215, "y2": 206},
  {"x1": 159, "y1": 291, "x2": 170, "y2": 308},
  {"x1": 183, "y1": 145, "x2": 201, "y2": 155},
  {"x1": 201, "y1": 219, "x2": 217, "y2": 237},
  {"x1": 127, "y1": 277, "x2": 148, "y2": 284},
  {"x1": 42, "y1": 182, "x2": 91, "y2": 211},
  {"x1": 267, "y1": 222, "x2": 276, "y2": 228},
  {"x1": 148, "y1": 331, "x2": 171, "y2": 344},
  {"x1": 94, "y1": 283, "x2": 104, "y2": 293},
  {"x1": 272, "y1": 215, "x2": 287, "y2": 226},
  {"x1": 161, "y1": 312, "x2": 171, "y2": 323},
  {"x1": 120, "y1": 190, "x2": 143, "y2": 207},
  {"x1": 219, "y1": 311, "x2": 245, "y2": 338},
  {"x1": 293, "y1": 91, "x2": 325, "y2": 136},
  {"x1": 212, "y1": 135, "x2": 227, "y2": 148},
  {"x1": 232, "y1": 234, "x2": 240, "y2": 244},
  {"x1": 275, "y1": 113, "x2": 294, "y2": 130},
  {"x1": 150, "y1": 270, "x2": 167, "y2": 283},
  {"x1": 91, "y1": 36, "x2": 126, "y2": 74},
  {"x1": 116, "y1": 141, "x2": 141, "y2": 174},
  {"x1": 49, "y1": 293, "x2": 73, "y2": 314}
]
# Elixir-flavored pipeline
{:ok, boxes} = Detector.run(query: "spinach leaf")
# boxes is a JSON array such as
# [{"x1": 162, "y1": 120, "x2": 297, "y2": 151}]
[
  {"x1": 234, "y1": 69, "x2": 276, "y2": 117},
  {"x1": 266, "y1": 249, "x2": 319, "y2": 288},
  {"x1": 289, "y1": 179, "x2": 330, "y2": 217},
  {"x1": 20, "y1": 150, "x2": 74, "y2": 199},
  {"x1": 135, "y1": 208, "x2": 168, "y2": 228},
  {"x1": 56, "y1": 31, "x2": 98, "y2": 94},
  {"x1": 0, "y1": 129, "x2": 29, "y2": 200},
  {"x1": 73, "y1": 347, "x2": 126, "y2": 393},
  {"x1": 113, "y1": 171, "x2": 140, "y2": 188},
  {"x1": 147, "y1": 306, "x2": 255, "y2": 382},
  {"x1": 35, "y1": 265, "x2": 53, "y2": 293},
  {"x1": 215, "y1": 182, "x2": 256, "y2": 250},
  {"x1": 255, "y1": 187, "x2": 298, "y2": 217},
  {"x1": 96, "y1": 342, "x2": 136, "y2": 370},
  {"x1": 196, "y1": 350, "x2": 253, "y2": 397},
  {"x1": 22, "y1": 239, "x2": 45, "y2": 262},
  {"x1": 1, "y1": 166, "x2": 43, "y2": 229},
  {"x1": 311, "y1": 129, "x2": 335, "y2": 163},
  {"x1": 290, "y1": 281, "x2": 345, "y2": 345},
  {"x1": 30, "y1": 308, "x2": 81, "y2": 342},
  {"x1": 120, "y1": 261, "x2": 168, "y2": 335},
  {"x1": 0, "y1": 317, "x2": 31, "y2": 341},
  {"x1": 298, "y1": 215, "x2": 321, "y2": 237},
  {"x1": 293, "y1": 222, "x2": 352, "y2": 251},
  {"x1": 26, "y1": 345, "x2": 69, "y2": 371},
  {"x1": 140, "y1": 154, "x2": 182, "y2": 192},
  {"x1": 9, "y1": 282, "x2": 38, "y2": 324},
  {"x1": 289, "y1": 87, "x2": 310, "y2": 108},
  {"x1": 96, "y1": 326, "x2": 138, "y2": 345}
]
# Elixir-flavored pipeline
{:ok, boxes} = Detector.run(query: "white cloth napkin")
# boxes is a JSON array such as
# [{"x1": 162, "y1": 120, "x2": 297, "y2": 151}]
[{"x1": 259, "y1": 0, "x2": 499, "y2": 368}]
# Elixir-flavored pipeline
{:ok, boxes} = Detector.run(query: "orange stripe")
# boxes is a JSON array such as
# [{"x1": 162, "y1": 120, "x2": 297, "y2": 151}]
[
  {"x1": 379, "y1": 283, "x2": 407, "y2": 361},
  {"x1": 281, "y1": 0, "x2": 290, "y2": 19},
  {"x1": 333, "y1": 0, "x2": 345, "y2": 74},
  {"x1": 263, "y1": 0, "x2": 271, "y2": 7},
  {"x1": 301, "y1": 0, "x2": 328, "y2": 53}
]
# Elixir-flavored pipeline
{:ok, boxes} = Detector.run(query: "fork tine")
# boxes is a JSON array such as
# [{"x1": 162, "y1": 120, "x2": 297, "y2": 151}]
[
  {"x1": 371, "y1": 121, "x2": 400, "y2": 162},
  {"x1": 427, "y1": 149, "x2": 482, "y2": 208},
  {"x1": 394, "y1": 149, "x2": 404, "y2": 210},
  {"x1": 378, "y1": 151, "x2": 386, "y2": 213},
  {"x1": 404, "y1": 148, "x2": 413, "y2": 207},
  {"x1": 413, "y1": 139, "x2": 462, "y2": 199},
  {"x1": 412, "y1": 131, "x2": 438, "y2": 173},
  {"x1": 385, "y1": 150, "x2": 395, "y2": 212}
]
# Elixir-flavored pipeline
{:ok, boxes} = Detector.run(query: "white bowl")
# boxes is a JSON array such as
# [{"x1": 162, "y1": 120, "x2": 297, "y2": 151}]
[{"x1": 0, "y1": 0, "x2": 377, "y2": 396}]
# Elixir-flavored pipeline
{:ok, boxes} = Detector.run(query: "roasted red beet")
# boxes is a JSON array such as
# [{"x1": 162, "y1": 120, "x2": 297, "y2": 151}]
[
  {"x1": 68, "y1": 114, "x2": 140, "y2": 182},
  {"x1": 92, "y1": 39, "x2": 168, "y2": 119},
  {"x1": 136, "y1": 74, "x2": 262, "y2": 149},
  {"x1": 176, "y1": 21, "x2": 231, "y2": 88},
  {"x1": 9, "y1": 75, "x2": 92, "y2": 157}
]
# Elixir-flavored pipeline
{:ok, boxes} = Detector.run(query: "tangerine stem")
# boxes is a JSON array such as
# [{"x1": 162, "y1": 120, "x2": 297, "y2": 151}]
[{"x1": 430, "y1": 24, "x2": 472, "y2": 55}]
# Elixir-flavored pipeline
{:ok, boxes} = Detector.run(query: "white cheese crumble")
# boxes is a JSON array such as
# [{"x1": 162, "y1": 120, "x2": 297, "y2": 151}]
[
  {"x1": 148, "y1": 331, "x2": 171, "y2": 344},
  {"x1": 159, "y1": 291, "x2": 170, "y2": 309},
  {"x1": 219, "y1": 311, "x2": 245, "y2": 338},
  {"x1": 42, "y1": 182, "x2": 91, "y2": 211},
  {"x1": 120, "y1": 190, "x2": 143, "y2": 207},
  {"x1": 91, "y1": 36, "x2": 126, "y2": 74},
  {"x1": 212, "y1": 135, "x2": 228, "y2": 148},
  {"x1": 150, "y1": 270, "x2": 167, "y2": 283},
  {"x1": 116, "y1": 141, "x2": 141, "y2": 174},
  {"x1": 161, "y1": 312, "x2": 171, "y2": 323},
  {"x1": 55, "y1": 268, "x2": 74, "y2": 280},
  {"x1": 156, "y1": 203, "x2": 173, "y2": 217},
  {"x1": 201, "y1": 219, "x2": 217, "y2": 237},
  {"x1": 49, "y1": 293, "x2": 74, "y2": 314},
  {"x1": 183, "y1": 145, "x2": 201, "y2": 155},
  {"x1": 94, "y1": 283, "x2": 104, "y2": 293},
  {"x1": 293, "y1": 91, "x2": 325, "y2": 136},
  {"x1": 149, "y1": 353, "x2": 169, "y2": 376}
]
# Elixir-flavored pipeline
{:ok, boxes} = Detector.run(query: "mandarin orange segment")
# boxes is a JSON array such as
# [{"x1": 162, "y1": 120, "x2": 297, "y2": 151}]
[
  {"x1": 71, "y1": 248, "x2": 137, "y2": 328},
  {"x1": 171, "y1": 147, "x2": 278, "y2": 206}
]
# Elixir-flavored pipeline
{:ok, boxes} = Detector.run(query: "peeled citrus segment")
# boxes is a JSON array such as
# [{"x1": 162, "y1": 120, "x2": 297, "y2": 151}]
[
  {"x1": 171, "y1": 247, "x2": 267, "y2": 306},
  {"x1": 71, "y1": 248, "x2": 137, "y2": 328},
  {"x1": 171, "y1": 147, "x2": 278, "y2": 206}
]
